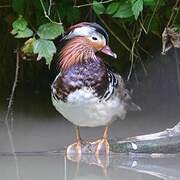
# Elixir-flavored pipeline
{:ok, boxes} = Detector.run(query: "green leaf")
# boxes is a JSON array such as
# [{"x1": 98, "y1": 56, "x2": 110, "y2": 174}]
[
  {"x1": 15, "y1": 27, "x2": 33, "y2": 38},
  {"x1": 106, "y1": 2, "x2": 119, "y2": 15},
  {"x1": 113, "y1": 3, "x2": 133, "y2": 18},
  {"x1": 12, "y1": 15, "x2": 28, "y2": 31},
  {"x1": 132, "y1": 0, "x2": 143, "y2": 20},
  {"x1": 33, "y1": 39, "x2": 56, "y2": 66},
  {"x1": 93, "y1": 0, "x2": 105, "y2": 15},
  {"x1": 37, "y1": 23, "x2": 64, "y2": 40},
  {"x1": 11, "y1": 16, "x2": 33, "y2": 38},
  {"x1": 21, "y1": 37, "x2": 36, "y2": 58},
  {"x1": 11, "y1": 29, "x2": 18, "y2": 35}
]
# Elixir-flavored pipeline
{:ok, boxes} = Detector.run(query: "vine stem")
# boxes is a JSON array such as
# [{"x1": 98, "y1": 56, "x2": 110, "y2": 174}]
[
  {"x1": 48, "y1": 0, "x2": 52, "y2": 16},
  {"x1": 39, "y1": 0, "x2": 62, "y2": 25}
]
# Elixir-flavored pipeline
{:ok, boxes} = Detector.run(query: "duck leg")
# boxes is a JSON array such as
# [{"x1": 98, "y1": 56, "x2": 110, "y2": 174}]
[
  {"x1": 95, "y1": 126, "x2": 110, "y2": 156},
  {"x1": 66, "y1": 126, "x2": 82, "y2": 159}
]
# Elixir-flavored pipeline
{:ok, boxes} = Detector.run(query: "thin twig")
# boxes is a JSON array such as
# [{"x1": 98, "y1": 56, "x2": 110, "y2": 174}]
[
  {"x1": 97, "y1": 15, "x2": 139, "y2": 58},
  {"x1": 121, "y1": 23, "x2": 132, "y2": 41},
  {"x1": 55, "y1": 7, "x2": 62, "y2": 25},
  {"x1": 127, "y1": 21, "x2": 149, "y2": 80},
  {"x1": 122, "y1": 21, "x2": 150, "y2": 76},
  {"x1": 113, "y1": 18, "x2": 152, "y2": 59},
  {"x1": 127, "y1": 41, "x2": 136, "y2": 81},
  {"x1": 4, "y1": 46, "x2": 20, "y2": 180},
  {"x1": 139, "y1": 19, "x2": 147, "y2": 34},
  {"x1": 0, "y1": 5, "x2": 11, "y2": 8},
  {"x1": 136, "y1": 27, "x2": 143, "y2": 42},
  {"x1": 39, "y1": 0, "x2": 62, "y2": 25},
  {"x1": 147, "y1": 0, "x2": 160, "y2": 33},
  {"x1": 167, "y1": 0, "x2": 180, "y2": 27},
  {"x1": 74, "y1": 0, "x2": 113, "y2": 8},
  {"x1": 4, "y1": 50, "x2": 19, "y2": 123}
]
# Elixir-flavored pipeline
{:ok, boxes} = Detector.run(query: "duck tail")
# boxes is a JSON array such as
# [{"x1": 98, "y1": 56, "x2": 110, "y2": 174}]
[{"x1": 128, "y1": 102, "x2": 141, "y2": 111}]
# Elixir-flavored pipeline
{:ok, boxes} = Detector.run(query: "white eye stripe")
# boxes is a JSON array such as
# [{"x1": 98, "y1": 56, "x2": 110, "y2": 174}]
[
  {"x1": 64, "y1": 26, "x2": 106, "y2": 45},
  {"x1": 65, "y1": 26, "x2": 95, "y2": 39}
]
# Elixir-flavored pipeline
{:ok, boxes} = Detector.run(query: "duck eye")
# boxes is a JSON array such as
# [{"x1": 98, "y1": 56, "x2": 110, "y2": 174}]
[{"x1": 92, "y1": 36, "x2": 98, "y2": 40}]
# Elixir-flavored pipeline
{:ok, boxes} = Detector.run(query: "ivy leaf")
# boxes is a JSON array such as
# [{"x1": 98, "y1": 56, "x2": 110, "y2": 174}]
[
  {"x1": 106, "y1": 2, "x2": 119, "y2": 15},
  {"x1": 14, "y1": 27, "x2": 33, "y2": 38},
  {"x1": 113, "y1": 3, "x2": 133, "y2": 18},
  {"x1": 132, "y1": 0, "x2": 143, "y2": 20},
  {"x1": 33, "y1": 39, "x2": 56, "y2": 66},
  {"x1": 37, "y1": 23, "x2": 64, "y2": 40},
  {"x1": 93, "y1": 0, "x2": 105, "y2": 15},
  {"x1": 21, "y1": 37, "x2": 36, "y2": 59},
  {"x1": 12, "y1": 15, "x2": 27, "y2": 31},
  {"x1": 11, "y1": 16, "x2": 33, "y2": 38}
]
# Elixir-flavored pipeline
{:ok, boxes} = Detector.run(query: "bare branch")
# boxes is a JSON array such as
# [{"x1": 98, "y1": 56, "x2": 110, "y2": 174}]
[
  {"x1": 74, "y1": 0, "x2": 113, "y2": 8},
  {"x1": 4, "y1": 45, "x2": 20, "y2": 180}
]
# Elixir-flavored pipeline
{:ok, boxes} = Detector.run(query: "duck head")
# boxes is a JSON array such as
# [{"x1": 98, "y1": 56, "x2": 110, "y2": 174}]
[{"x1": 59, "y1": 22, "x2": 117, "y2": 70}]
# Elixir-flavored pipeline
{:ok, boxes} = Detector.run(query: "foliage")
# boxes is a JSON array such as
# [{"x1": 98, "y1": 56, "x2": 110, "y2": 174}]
[
  {"x1": 11, "y1": 15, "x2": 64, "y2": 66},
  {"x1": 131, "y1": 0, "x2": 143, "y2": 20},
  {"x1": 33, "y1": 39, "x2": 56, "y2": 66},
  {"x1": 37, "y1": 23, "x2": 64, "y2": 40},
  {"x1": 93, "y1": 0, "x2": 106, "y2": 14},
  {"x1": 1, "y1": 0, "x2": 180, "y2": 68},
  {"x1": 11, "y1": 15, "x2": 33, "y2": 38}
]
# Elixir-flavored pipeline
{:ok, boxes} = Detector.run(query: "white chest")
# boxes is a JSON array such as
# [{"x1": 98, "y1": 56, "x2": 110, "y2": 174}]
[{"x1": 52, "y1": 88, "x2": 126, "y2": 127}]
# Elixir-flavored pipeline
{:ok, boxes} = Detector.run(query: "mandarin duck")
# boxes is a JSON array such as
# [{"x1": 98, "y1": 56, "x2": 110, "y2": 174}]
[{"x1": 51, "y1": 22, "x2": 141, "y2": 156}]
